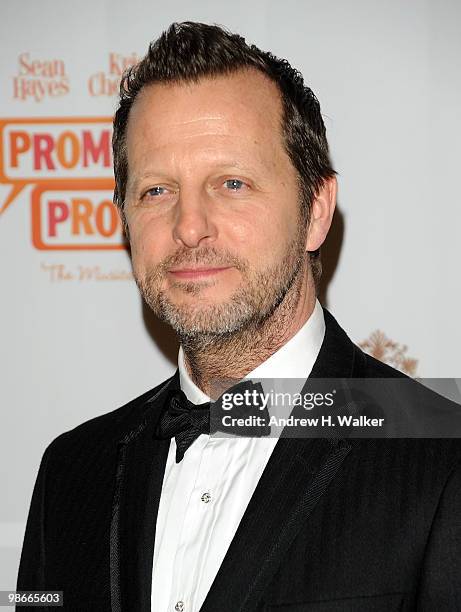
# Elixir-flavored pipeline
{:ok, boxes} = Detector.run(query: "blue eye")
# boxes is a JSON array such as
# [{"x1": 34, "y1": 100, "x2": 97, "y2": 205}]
[
  {"x1": 146, "y1": 186, "x2": 167, "y2": 197},
  {"x1": 224, "y1": 179, "x2": 245, "y2": 191}
]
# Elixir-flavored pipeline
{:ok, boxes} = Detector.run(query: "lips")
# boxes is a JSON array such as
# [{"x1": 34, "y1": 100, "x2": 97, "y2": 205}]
[{"x1": 168, "y1": 266, "x2": 232, "y2": 280}]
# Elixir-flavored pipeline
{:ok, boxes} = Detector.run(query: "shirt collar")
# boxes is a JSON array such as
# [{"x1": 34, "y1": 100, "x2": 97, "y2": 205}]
[{"x1": 178, "y1": 298, "x2": 325, "y2": 403}]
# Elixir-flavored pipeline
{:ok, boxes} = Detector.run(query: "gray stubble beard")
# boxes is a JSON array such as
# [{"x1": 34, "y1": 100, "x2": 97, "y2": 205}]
[{"x1": 135, "y1": 222, "x2": 308, "y2": 348}]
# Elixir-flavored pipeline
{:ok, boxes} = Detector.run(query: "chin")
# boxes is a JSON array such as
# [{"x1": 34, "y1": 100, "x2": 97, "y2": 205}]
[
  {"x1": 158, "y1": 301, "x2": 256, "y2": 337},
  {"x1": 168, "y1": 285, "x2": 235, "y2": 305}
]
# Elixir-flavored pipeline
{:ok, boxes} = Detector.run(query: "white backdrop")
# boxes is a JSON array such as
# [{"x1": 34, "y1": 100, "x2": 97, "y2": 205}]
[{"x1": 1, "y1": 0, "x2": 460, "y2": 594}]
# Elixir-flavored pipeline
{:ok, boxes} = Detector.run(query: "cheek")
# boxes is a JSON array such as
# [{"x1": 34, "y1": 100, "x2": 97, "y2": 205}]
[
  {"x1": 128, "y1": 219, "x2": 171, "y2": 272},
  {"x1": 227, "y1": 210, "x2": 294, "y2": 262},
  {"x1": 227, "y1": 218, "x2": 268, "y2": 265}
]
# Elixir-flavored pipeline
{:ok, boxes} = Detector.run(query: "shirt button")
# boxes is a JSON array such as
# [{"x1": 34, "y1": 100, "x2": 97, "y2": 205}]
[
  {"x1": 175, "y1": 601, "x2": 184, "y2": 612},
  {"x1": 201, "y1": 491, "x2": 211, "y2": 503}
]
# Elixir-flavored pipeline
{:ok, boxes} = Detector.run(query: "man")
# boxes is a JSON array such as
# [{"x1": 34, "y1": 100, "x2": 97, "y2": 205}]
[{"x1": 18, "y1": 22, "x2": 461, "y2": 612}]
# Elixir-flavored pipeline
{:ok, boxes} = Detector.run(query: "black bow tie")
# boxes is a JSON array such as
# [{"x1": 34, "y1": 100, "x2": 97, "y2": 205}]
[{"x1": 156, "y1": 379, "x2": 271, "y2": 462}]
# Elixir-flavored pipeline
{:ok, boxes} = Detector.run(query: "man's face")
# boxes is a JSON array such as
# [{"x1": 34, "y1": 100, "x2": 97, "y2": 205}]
[{"x1": 124, "y1": 69, "x2": 307, "y2": 337}]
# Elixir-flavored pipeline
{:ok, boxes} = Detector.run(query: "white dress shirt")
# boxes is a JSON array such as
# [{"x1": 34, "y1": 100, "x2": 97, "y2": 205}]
[{"x1": 151, "y1": 299, "x2": 325, "y2": 612}]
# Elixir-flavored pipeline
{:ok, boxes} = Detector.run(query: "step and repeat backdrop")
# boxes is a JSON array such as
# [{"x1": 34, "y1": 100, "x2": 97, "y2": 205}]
[{"x1": 1, "y1": 0, "x2": 460, "y2": 591}]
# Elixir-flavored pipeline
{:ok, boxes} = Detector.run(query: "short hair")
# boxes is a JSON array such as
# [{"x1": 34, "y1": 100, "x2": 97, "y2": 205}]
[{"x1": 113, "y1": 21, "x2": 336, "y2": 285}]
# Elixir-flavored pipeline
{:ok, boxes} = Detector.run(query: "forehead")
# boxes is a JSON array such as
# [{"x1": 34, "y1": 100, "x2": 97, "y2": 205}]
[{"x1": 125, "y1": 68, "x2": 285, "y2": 151}]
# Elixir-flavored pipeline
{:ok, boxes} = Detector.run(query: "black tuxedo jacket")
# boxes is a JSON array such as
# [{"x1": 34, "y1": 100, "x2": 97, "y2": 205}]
[{"x1": 17, "y1": 309, "x2": 461, "y2": 611}]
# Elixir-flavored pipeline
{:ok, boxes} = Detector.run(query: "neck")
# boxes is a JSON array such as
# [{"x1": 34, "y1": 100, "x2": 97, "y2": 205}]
[{"x1": 180, "y1": 264, "x2": 316, "y2": 396}]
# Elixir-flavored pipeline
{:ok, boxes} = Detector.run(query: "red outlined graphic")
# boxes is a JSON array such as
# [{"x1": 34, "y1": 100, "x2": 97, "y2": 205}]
[
  {"x1": 0, "y1": 117, "x2": 113, "y2": 215},
  {"x1": 0, "y1": 117, "x2": 126, "y2": 251},
  {"x1": 31, "y1": 182, "x2": 123, "y2": 250}
]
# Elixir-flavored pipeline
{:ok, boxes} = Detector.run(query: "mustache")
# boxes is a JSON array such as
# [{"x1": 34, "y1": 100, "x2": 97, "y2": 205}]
[{"x1": 159, "y1": 247, "x2": 248, "y2": 272}]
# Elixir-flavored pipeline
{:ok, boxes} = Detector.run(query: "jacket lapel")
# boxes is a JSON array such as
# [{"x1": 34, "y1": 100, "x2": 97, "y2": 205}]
[
  {"x1": 110, "y1": 307, "x2": 361, "y2": 611},
  {"x1": 201, "y1": 308, "x2": 359, "y2": 611},
  {"x1": 110, "y1": 374, "x2": 178, "y2": 612},
  {"x1": 200, "y1": 436, "x2": 352, "y2": 612}
]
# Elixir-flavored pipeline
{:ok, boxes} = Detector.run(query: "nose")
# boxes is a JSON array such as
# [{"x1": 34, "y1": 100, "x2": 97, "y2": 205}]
[{"x1": 172, "y1": 188, "x2": 217, "y2": 248}]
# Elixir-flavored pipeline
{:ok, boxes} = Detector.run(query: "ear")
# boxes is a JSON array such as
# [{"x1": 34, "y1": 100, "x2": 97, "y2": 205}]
[{"x1": 305, "y1": 176, "x2": 337, "y2": 252}]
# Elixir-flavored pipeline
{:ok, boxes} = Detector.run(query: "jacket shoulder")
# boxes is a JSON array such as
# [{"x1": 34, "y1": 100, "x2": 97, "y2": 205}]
[
  {"x1": 354, "y1": 346, "x2": 408, "y2": 378},
  {"x1": 320, "y1": 308, "x2": 408, "y2": 379},
  {"x1": 44, "y1": 375, "x2": 175, "y2": 458}
]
